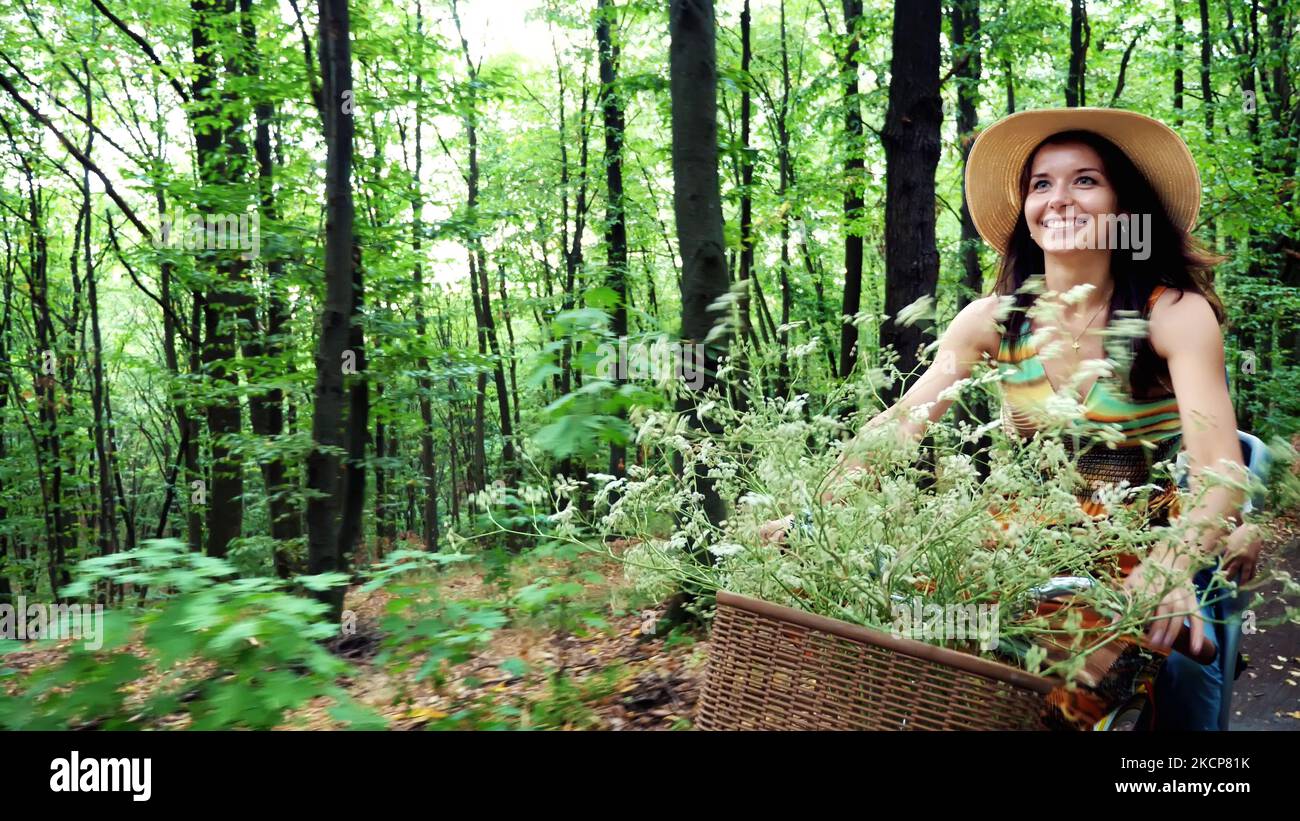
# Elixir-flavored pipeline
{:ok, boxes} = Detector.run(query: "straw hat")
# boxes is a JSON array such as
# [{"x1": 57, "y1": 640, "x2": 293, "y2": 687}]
[{"x1": 964, "y1": 107, "x2": 1202, "y2": 255}]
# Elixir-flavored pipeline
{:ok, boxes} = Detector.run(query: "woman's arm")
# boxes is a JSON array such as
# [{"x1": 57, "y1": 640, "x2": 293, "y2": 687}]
[
  {"x1": 825, "y1": 295, "x2": 1006, "y2": 493},
  {"x1": 1128, "y1": 288, "x2": 1248, "y2": 653},
  {"x1": 1150, "y1": 289, "x2": 1248, "y2": 558},
  {"x1": 760, "y1": 296, "x2": 1005, "y2": 542}
]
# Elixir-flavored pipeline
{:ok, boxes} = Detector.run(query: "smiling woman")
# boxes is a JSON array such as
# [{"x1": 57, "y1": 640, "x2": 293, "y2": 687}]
[
  {"x1": 779, "y1": 107, "x2": 1259, "y2": 731},
  {"x1": 971, "y1": 111, "x2": 1249, "y2": 731}
]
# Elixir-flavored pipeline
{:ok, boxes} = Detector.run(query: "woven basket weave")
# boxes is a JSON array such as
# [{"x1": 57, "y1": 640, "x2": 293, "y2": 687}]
[{"x1": 696, "y1": 591, "x2": 1058, "y2": 731}]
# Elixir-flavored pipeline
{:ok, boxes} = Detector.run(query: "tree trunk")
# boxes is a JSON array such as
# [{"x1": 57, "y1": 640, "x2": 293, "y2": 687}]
[
  {"x1": 669, "y1": 0, "x2": 728, "y2": 530},
  {"x1": 951, "y1": 0, "x2": 982, "y2": 309},
  {"x1": 775, "y1": 0, "x2": 792, "y2": 396},
  {"x1": 191, "y1": 0, "x2": 247, "y2": 561},
  {"x1": 1173, "y1": 0, "x2": 1184, "y2": 127},
  {"x1": 0, "y1": 239, "x2": 12, "y2": 603},
  {"x1": 497, "y1": 263, "x2": 521, "y2": 430},
  {"x1": 451, "y1": 0, "x2": 513, "y2": 489},
  {"x1": 80, "y1": 70, "x2": 120, "y2": 570},
  {"x1": 409, "y1": 4, "x2": 439, "y2": 551},
  {"x1": 306, "y1": 0, "x2": 360, "y2": 619},
  {"x1": 838, "y1": 0, "x2": 865, "y2": 379},
  {"x1": 737, "y1": 0, "x2": 756, "y2": 365},
  {"x1": 13, "y1": 148, "x2": 73, "y2": 595},
  {"x1": 1066, "y1": 0, "x2": 1089, "y2": 107},
  {"x1": 1198, "y1": 0, "x2": 1213, "y2": 137},
  {"x1": 598, "y1": 0, "x2": 629, "y2": 481},
  {"x1": 240, "y1": 0, "x2": 299, "y2": 577},
  {"x1": 880, "y1": 0, "x2": 942, "y2": 405},
  {"x1": 373, "y1": 379, "x2": 388, "y2": 561}
]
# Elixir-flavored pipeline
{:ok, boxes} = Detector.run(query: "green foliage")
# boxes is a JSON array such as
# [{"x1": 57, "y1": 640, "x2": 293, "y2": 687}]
[
  {"x1": 0, "y1": 0, "x2": 1297, "y2": 732},
  {"x1": 526, "y1": 665, "x2": 627, "y2": 730},
  {"x1": 526, "y1": 291, "x2": 665, "y2": 461},
  {"x1": 508, "y1": 539, "x2": 613, "y2": 635},
  {"x1": 0, "y1": 540, "x2": 384, "y2": 730},
  {"x1": 364, "y1": 550, "x2": 507, "y2": 689}
]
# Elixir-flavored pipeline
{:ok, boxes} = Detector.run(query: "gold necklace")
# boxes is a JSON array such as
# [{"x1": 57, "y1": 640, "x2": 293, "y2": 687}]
[
  {"x1": 1050, "y1": 287, "x2": 1112, "y2": 350},
  {"x1": 1067, "y1": 295, "x2": 1111, "y2": 352}
]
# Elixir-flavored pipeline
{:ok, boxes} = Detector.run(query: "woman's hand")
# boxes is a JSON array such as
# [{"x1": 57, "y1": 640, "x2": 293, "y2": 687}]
[
  {"x1": 1221, "y1": 522, "x2": 1265, "y2": 583},
  {"x1": 1122, "y1": 552, "x2": 1205, "y2": 657},
  {"x1": 758, "y1": 514, "x2": 795, "y2": 545}
]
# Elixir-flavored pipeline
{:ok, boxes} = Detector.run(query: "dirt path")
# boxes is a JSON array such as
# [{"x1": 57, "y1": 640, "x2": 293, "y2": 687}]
[{"x1": 1231, "y1": 526, "x2": 1300, "y2": 730}]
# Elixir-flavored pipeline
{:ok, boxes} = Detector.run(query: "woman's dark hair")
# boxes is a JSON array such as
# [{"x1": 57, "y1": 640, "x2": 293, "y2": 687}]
[{"x1": 992, "y1": 129, "x2": 1226, "y2": 398}]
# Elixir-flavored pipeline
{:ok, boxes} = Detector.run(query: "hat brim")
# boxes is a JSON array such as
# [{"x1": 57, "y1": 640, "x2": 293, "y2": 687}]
[{"x1": 964, "y1": 108, "x2": 1201, "y2": 256}]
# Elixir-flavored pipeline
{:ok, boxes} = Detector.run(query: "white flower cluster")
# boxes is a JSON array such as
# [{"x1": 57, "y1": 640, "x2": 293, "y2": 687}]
[{"x1": 588, "y1": 348, "x2": 1246, "y2": 679}]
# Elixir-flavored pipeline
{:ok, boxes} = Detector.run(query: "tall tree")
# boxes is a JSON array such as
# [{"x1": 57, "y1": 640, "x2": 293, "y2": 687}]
[
  {"x1": 837, "y1": 0, "x2": 865, "y2": 379},
  {"x1": 773, "y1": 0, "x2": 793, "y2": 395},
  {"x1": 407, "y1": 0, "x2": 439, "y2": 552},
  {"x1": 451, "y1": 0, "x2": 515, "y2": 486},
  {"x1": 597, "y1": 0, "x2": 629, "y2": 481},
  {"x1": 949, "y1": 0, "x2": 992, "y2": 466},
  {"x1": 0, "y1": 241, "x2": 11, "y2": 604},
  {"x1": 950, "y1": 0, "x2": 982, "y2": 309},
  {"x1": 306, "y1": 0, "x2": 362, "y2": 618},
  {"x1": 1066, "y1": 0, "x2": 1089, "y2": 106},
  {"x1": 191, "y1": 0, "x2": 251, "y2": 560},
  {"x1": 737, "y1": 0, "x2": 756, "y2": 360},
  {"x1": 1173, "y1": 0, "x2": 1185, "y2": 126},
  {"x1": 669, "y1": 0, "x2": 728, "y2": 530},
  {"x1": 240, "y1": 0, "x2": 301, "y2": 577},
  {"x1": 1198, "y1": 0, "x2": 1213, "y2": 137},
  {"x1": 880, "y1": 0, "x2": 942, "y2": 404},
  {"x1": 80, "y1": 56, "x2": 122, "y2": 568}
]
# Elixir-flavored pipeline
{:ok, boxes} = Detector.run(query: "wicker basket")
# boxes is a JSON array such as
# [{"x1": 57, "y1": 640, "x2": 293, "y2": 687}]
[{"x1": 695, "y1": 591, "x2": 1059, "y2": 730}]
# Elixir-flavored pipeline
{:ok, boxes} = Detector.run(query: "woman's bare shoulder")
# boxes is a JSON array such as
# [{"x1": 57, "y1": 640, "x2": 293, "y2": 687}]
[
  {"x1": 1148, "y1": 288, "x2": 1221, "y2": 359},
  {"x1": 946, "y1": 294, "x2": 1008, "y2": 359}
]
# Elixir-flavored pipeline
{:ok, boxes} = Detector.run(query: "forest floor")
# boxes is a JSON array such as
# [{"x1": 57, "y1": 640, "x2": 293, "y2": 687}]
[
  {"x1": 303, "y1": 539, "x2": 710, "y2": 730},
  {"x1": 1227, "y1": 512, "x2": 1300, "y2": 729}
]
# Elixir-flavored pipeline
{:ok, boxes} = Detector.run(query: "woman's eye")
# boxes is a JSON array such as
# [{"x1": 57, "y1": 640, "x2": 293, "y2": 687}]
[
  {"x1": 1032, "y1": 180, "x2": 1050, "y2": 190},
  {"x1": 1076, "y1": 175, "x2": 1097, "y2": 185}
]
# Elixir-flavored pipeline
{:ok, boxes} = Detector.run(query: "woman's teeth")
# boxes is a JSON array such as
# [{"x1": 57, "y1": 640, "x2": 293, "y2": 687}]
[{"x1": 1043, "y1": 217, "x2": 1089, "y2": 228}]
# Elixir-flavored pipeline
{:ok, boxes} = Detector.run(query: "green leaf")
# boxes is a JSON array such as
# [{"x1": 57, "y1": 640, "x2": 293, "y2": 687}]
[
  {"x1": 584, "y1": 285, "x2": 620, "y2": 309},
  {"x1": 295, "y1": 572, "x2": 351, "y2": 592},
  {"x1": 499, "y1": 657, "x2": 529, "y2": 678}
]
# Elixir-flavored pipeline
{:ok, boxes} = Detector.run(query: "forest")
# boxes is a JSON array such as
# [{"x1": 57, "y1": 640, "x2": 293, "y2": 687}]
[{"x1": 0, "y1": 0, "x2": 1298, "y2": 733}]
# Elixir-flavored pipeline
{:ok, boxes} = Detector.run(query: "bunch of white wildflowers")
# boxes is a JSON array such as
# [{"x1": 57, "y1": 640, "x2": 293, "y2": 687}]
[{"x1": 587, "y1": 292, "x2": 1297, "y2": 679}]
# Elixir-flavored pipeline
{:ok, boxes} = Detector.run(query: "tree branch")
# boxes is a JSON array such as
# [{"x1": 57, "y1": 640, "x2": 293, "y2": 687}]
[
  {"x1": 88, "y1": 0, "x2": 191, "y2": 104},
  {"x1": 0, "y1": 70, "x2": 153, "y2": 242},
  {"x1": 105, "y1": 214, "x2": 197, "y2": 347}
]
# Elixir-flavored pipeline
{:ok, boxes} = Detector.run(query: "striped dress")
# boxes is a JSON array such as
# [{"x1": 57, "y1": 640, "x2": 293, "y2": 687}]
[{"x1": 995, "y1": 285, "x2": 1182, "y2": 523}]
